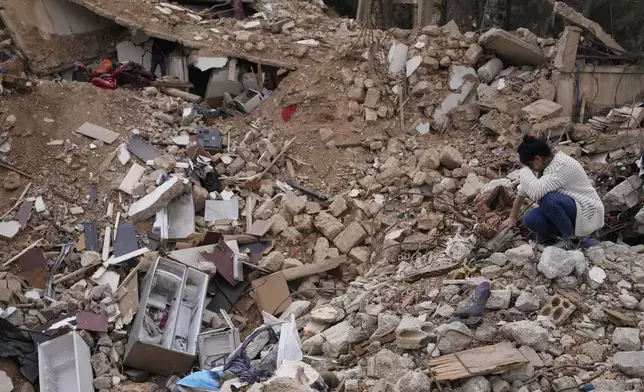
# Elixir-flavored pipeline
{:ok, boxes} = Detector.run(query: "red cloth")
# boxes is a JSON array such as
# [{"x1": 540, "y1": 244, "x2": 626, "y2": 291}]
[
  {"x1": 92, "y1": 59, "x2": 113, "y2": 77},
  {"x1": 281, "y1": 104, "x2": 297, "y2": 122},
  {"x1": 91, "y1": 77, "x2": 117, "y2": 89}
]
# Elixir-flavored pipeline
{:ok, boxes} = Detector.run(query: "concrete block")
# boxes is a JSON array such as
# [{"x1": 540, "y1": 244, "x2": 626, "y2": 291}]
[
  {"x1": 521, "y1": 99, "x2": 563, "y2": 122},
  {"x1": 478, "y1": 28, "x2": 545, "y2": 66},
  {"x1": 464, "y1": 43, "x2": 483, "y2": 65},
  {"x1": 364, "y1": 88, "x2": 381, "y2": 109},
  {"x1": 333, "y1": 221, "x2": 367, "y2": 254},
  {"x1": 395, "y1": 315, "x2": 430, "y2": 349},
  {"x1": 314, "y1": 211, "x2": 345, "y2": 240},
  {"x1": 539, "y1": 295, "x2": 576, "y2": 326}
]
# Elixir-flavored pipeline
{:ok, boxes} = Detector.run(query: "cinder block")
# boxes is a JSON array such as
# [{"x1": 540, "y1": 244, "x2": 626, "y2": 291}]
[{"x1": 539, "y1": 295, "x2": 576, "y2": 325}]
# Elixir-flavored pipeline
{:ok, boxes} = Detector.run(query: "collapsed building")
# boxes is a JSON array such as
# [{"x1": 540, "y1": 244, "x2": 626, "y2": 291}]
[{"x1": 1, "y1": 1, "x2": 644, "y2": 392}]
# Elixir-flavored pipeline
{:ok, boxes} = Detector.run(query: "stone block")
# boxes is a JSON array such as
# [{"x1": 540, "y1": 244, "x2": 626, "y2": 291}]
[
  {"x1": 333, "y1": 221, "x2": 367, "y2": 254},
  {"x1": 314, "y1": 211, "x2": 345, "y2": 240},
  {"x1": 395, "y1": 315, "x2": 430, "y2": 349}
]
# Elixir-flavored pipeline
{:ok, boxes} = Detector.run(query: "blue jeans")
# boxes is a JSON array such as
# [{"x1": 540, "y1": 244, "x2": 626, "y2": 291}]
[{"x1": 524, "y1": 193, "x2": 577, "y2": 240}]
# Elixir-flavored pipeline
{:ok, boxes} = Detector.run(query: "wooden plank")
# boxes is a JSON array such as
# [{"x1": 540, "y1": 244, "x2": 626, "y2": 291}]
[
  {"x1": 398, "y1": 261, "x2": 460, "y2": 282},
  {"x1": 75, "y1": 122, "x2": 119, "y2": 144},
  {"x1": 456, "y1": 341, "x2": 527, "y2": 374},
  {"x1": 118, "y1": 164, "x2": 145, "y2": 195},
  {"x1": 282, "y1": 256, "x2": 346, "y2": 281},
  {"x1": 428, "y1": 342, "x2": 528, "y2": 381}
]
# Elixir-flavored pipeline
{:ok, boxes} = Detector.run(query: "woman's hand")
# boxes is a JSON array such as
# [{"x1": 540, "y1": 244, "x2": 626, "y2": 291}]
[{"x1": 499, "y1": 216, "x2": 517, "y2": 231}]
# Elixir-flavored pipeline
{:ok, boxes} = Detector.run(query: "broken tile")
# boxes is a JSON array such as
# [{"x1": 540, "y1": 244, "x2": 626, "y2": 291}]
[
  {"x1": 246, "y1": 220, "x2": 272, "y2": 237},
  {"x1": 119, "y1": 164, "x2": 145, "y2": 195},
  {"x1": 114, "y1": 223, "x2": 138, "y2": 257},
  {"x1": 201, "y1": 240, "x2": 237, "y2": 286},
  {"x1": 127, "y1": 137, "x2": 160, "y2": 162},
  {"x1": 16, "y1": 199, "x2": 33, "y2": 229},
  {"x1": 83, "y1": 221, "x2": 101, "y2": 252},
  {"x1": 74, "y1": 122, "x2": 119, "y2": 144},
  {"x1": 16, "y1": 248, "x2": 48, "y2": 289},
  {"x1": 76, "y1": 311, "x2": 108, "y2": 332}
]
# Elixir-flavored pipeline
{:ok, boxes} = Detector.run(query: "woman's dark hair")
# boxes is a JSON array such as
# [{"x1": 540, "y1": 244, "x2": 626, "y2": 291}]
[{"x1": 517, "y1": 135, "x2": 553, "y2": 164}]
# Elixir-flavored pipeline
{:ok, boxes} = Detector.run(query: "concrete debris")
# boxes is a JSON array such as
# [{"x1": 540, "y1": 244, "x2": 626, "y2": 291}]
[{"x1": 478, "y1": 28, "x2": 545, "y2": 65}]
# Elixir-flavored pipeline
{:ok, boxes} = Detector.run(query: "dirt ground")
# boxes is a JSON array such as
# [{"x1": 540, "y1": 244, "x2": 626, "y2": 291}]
[{"x1": 0, "y1": 81, "x2": 150, "y2": 259}]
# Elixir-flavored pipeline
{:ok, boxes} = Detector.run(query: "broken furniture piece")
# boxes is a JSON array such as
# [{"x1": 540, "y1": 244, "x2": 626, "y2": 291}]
[
  {"x1": 233, "y1": 89, "x2": 263, "y2": 114},
  {"x1": 197, "y1": 311, "x2": 240, "y2": 369},
  {"x1": 427, "y1": 341, "x2": 528, "y2": 381},
  {"x1": 38, "y1": 332, "x2": 94, "y2": 392},
  {"x1": 124, "y1": 257, "x2": 208, "y2": 375}
]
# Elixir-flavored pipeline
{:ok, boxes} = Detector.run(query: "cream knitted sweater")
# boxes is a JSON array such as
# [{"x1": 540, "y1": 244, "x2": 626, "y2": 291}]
[{"x1": 517, "y1": 152, "x2": 604, "y2": 237}]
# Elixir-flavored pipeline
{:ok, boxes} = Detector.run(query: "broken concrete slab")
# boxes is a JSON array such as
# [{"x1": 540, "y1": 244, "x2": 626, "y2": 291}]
[
  {"x1": 478, "y1": 28, "x2": 545, "y2": 66},
  {"x1": 553, "y1": 26, "x2": 582, "y2": 72},
  {"x1": 553, "y1": 2, "x2": 625, "y2": 53},
  {"x1": 593, "y1": 130, "x2": 634, "y2": 153},
  {"x1": 128, "y1": 177, "x2": 185, "y2": 222},
  {"x1": 603, "y1": 175, "x2": 644, "y2": 211},
  {"x1": 532, "y1": 117, "x2": 571, "y2": 139},
  {"x1": 521, "y1": 99, "x2": 563, "y2": 122}
]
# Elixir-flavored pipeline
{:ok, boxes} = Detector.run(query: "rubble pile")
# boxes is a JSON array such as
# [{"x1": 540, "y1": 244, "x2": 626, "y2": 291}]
[{"x1": 1, "y1": 1, "x2": 644, "y2": 392}]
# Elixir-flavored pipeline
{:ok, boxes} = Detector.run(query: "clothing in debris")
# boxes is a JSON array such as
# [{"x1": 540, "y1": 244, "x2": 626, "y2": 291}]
[{"x1": 224, "y1": 325, "x2": 279, "y2": 383}]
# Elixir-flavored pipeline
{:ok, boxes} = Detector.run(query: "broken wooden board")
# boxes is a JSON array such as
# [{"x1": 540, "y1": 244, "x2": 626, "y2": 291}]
[
  {"x1": 75, "y1": 122, "x2": 119, "y2": 144},
  {"x1": 398, "y1": 261, "x2": 460, "y2": 282},
  {"x1": 282, "y1": 256, "x2": 346, "y2": 282},
  {"x1": 251, "y1": 271, "x2": 291, "y2": 315},
  {"x1": 603, "y1": 308, "x2": 637, "y2": 327},
  {"x1": 427, "y1": 341, "x2": 528, "y2": 381}
]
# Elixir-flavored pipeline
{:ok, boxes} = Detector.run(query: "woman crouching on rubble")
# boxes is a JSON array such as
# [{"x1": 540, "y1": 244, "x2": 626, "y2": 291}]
[{"x1": 499, "y1": 135, "x2": 604, "y2": 249}]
